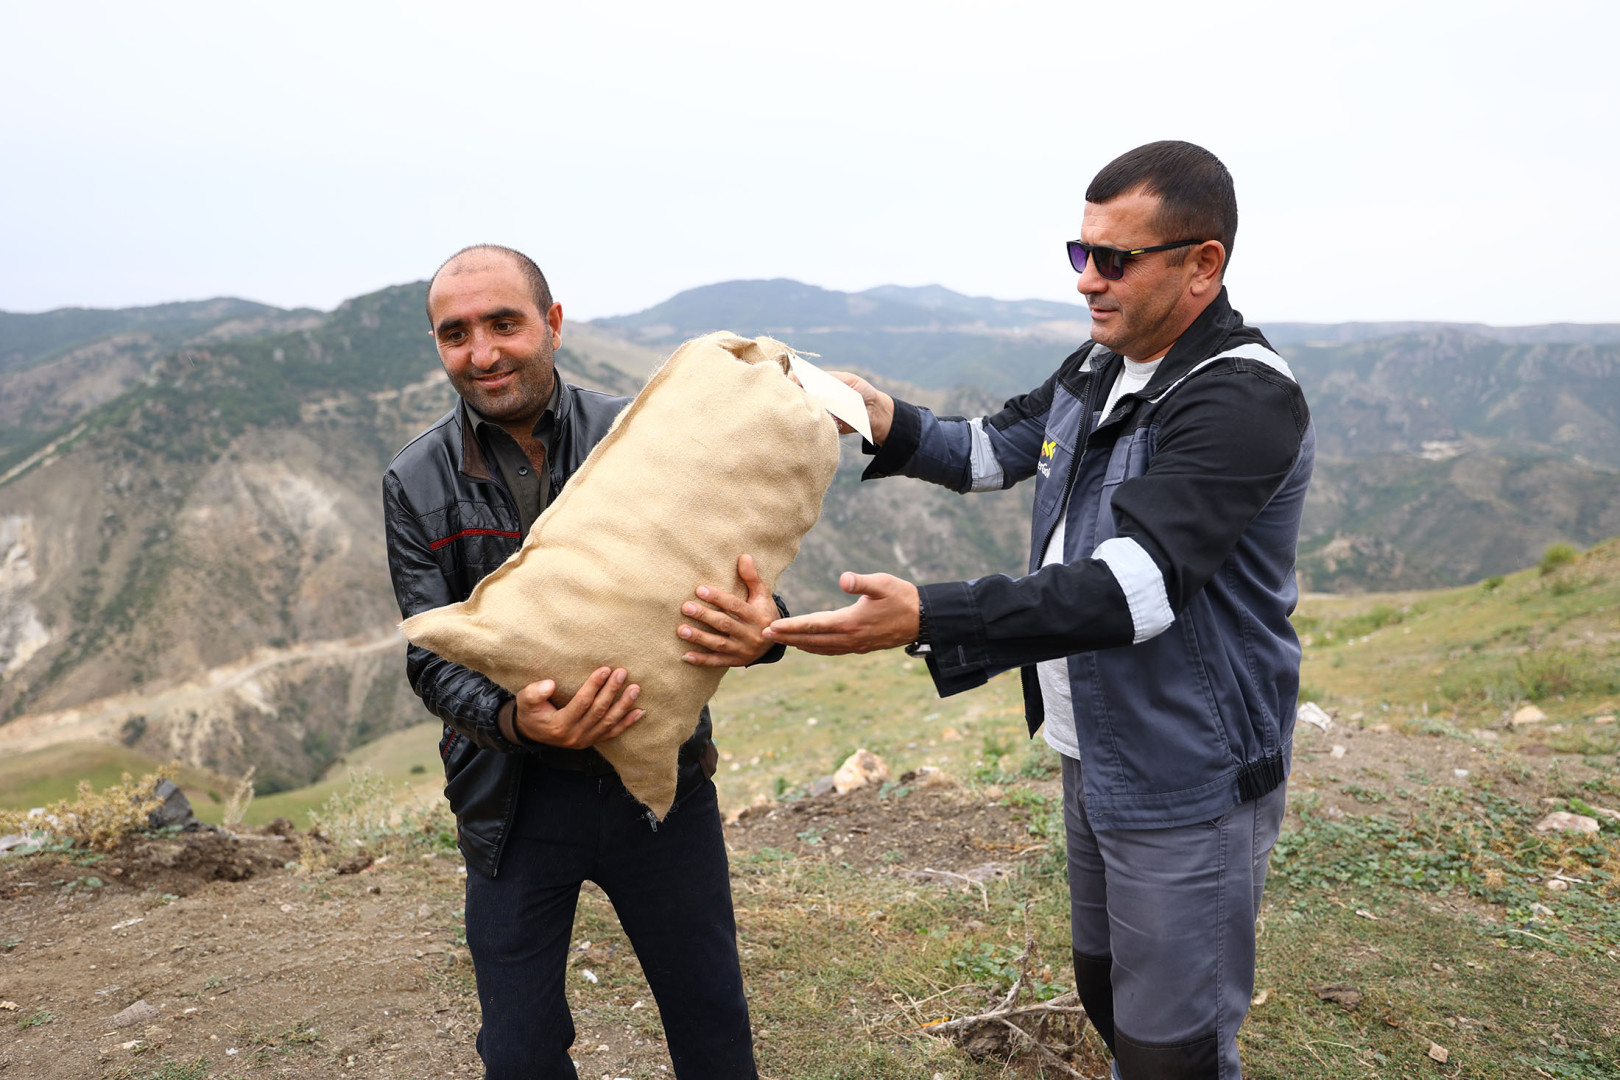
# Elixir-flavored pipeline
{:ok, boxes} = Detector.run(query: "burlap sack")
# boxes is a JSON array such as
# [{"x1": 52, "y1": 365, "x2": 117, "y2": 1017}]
[{"x1": 401, "y1": 332, "x2": 840, "y2": 817}]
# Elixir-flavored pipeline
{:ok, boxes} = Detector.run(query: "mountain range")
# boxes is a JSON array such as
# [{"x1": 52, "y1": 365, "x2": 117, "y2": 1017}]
[{"x1": 1, "y1": 277, "x2": 1616, "y2": 791}]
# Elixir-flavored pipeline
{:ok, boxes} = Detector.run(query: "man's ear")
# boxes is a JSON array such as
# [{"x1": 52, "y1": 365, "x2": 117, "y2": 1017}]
[
  {"x1": 547, "y1": 302, "x2": 564, "y2": 347},
  {"x1": 1190, "y1": 241, "x2": 1226, "y2": 296}
]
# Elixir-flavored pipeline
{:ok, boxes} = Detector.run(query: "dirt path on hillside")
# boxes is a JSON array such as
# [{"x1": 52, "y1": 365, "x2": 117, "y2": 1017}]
[
  {"x1": 1, "y1": 635, "x2": 402, "y2": 755},
  {"x1": 0, "y1": 732, "x2": 1605, "y2": 1080}
]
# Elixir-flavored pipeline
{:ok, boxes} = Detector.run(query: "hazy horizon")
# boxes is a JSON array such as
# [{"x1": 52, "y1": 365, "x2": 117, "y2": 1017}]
[{"x1": 3, "y1": 2, "x2": 1616, "y2": 325}]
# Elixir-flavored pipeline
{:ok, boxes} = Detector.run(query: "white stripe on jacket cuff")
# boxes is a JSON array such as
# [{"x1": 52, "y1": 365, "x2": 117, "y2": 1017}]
[{"x1": 1093, "y1": 537, "x2": 1174, "y2": 644}]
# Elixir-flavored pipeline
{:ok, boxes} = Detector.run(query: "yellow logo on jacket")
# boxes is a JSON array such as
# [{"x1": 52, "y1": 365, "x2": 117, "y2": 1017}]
[{"x1": 1037, "y1": 438, "x2": 1058, "y2": 478}]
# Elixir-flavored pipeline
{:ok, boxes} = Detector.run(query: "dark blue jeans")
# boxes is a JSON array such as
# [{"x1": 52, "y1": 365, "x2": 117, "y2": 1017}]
[{"x1": 464, "y1": 763, "x2": 756, "y2": 1080}]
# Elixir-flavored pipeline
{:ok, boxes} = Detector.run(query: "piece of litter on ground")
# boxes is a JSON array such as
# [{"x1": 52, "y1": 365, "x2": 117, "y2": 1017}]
[
  {"x1": 110, "y1": 917, "x2": 144, "y2": 931},
  {"x1": 1330, "y1": 745, "x2": 1347, "y2": 759},
  {"x1": 1251, "y1": 989, "x2": 1270, "y2": 1007},
  {"x1": 1355, "y1": 909, "x2": 1379, "y2": 920},
  {"x1": 581, "y1": 968, "x2": 598, "y2": 983},
  {"x1": 1428, "y1": 1041, "x2": 1450, "y2": 1063},
  {"x1": 0, "y1": 1001, "x2": 18, "y2": 1011},
  {"x1": 631, "y1": 1000, "x2": 645, "y2": 1010},
  {"x1": 1298, "y1": 702, "x2": 1333, "y2": 732},
  {"x1": 1453, "y1": 769, "x2": 1469, "y2": 779}
]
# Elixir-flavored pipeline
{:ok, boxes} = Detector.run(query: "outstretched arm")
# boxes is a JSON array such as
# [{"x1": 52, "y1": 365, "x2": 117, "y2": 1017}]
[{"x1": 762, "y1": 572, "x2": 921, "y2": 655}]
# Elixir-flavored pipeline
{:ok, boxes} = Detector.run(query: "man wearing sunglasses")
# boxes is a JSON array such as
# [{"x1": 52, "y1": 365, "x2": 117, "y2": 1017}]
[{"x1": 766, "y1": 141, "x2": 1314, "y2": 1080}]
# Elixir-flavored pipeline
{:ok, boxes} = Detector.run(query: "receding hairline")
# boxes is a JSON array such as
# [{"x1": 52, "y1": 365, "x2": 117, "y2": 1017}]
[
  {"x1": 425, "y1": 244, "x2": 554, "y2": 323},
  {"x1": 436, "y1": 246, "x2": 521, "y2": 280}
]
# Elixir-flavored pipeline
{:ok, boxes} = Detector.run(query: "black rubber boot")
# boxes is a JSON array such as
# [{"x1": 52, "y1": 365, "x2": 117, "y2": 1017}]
[{"x1": 1073, "y1": 948, "x2": 1117, "y2": 1056}]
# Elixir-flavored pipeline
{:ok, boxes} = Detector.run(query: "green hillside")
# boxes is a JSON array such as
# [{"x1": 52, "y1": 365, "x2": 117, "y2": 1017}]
[{"x1": 1297, "y1": 537, "x2": 1620, "y2": 742}]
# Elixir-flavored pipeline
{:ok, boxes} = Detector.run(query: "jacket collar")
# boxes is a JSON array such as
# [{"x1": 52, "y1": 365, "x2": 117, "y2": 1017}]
[{"x1": 1091, "y1": 287, "x2": 1252, "y2": 398}]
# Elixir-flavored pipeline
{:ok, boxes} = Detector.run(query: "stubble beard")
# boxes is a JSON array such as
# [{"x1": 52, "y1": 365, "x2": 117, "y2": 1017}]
[{"x1": 452, "y1": 340, "x2": 556, "y2": 428}]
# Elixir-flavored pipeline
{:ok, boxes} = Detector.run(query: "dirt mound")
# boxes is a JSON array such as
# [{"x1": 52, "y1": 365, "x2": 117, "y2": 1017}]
[
  {"x1": 108, "y1": 828, "x2": 297, "y2": 894},
  {"x1": 0, "y1": 825, "x2": 302, "y2": 903},
  {"x1": 726, "y1": 769, "x2": 1057, "y2": 877}
]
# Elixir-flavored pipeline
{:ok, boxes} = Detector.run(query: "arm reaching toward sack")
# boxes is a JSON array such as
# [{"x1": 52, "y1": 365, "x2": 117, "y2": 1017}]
[{"x1": 763, "y1": 571, "x2": 921, "y2": 655}]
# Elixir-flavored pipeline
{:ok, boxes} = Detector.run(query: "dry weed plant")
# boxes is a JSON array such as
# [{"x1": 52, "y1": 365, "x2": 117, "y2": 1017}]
[
  {"x1": 221, "y1": 766, "x2": 256, "y2": 828},
  {"x1": 298, "y1": 768, "x2": 456, "y2": 870},
  {"x1": 0, "y1": 764, "x2": 178, "y2": 851}
]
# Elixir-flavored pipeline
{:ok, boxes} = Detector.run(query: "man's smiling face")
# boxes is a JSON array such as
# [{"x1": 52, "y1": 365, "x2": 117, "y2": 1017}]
[{"x1": 427, "y1": 255, "x2": 562, "y2": 428}]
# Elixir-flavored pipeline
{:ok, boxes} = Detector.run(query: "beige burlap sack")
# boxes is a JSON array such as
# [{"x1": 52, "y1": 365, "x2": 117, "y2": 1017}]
[{"x1": 401, "y1": 332, "x2": 840, "y2": 817}]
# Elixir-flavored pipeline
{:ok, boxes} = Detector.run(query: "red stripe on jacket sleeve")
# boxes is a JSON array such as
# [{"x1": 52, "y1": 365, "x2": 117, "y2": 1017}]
[{"x1": 429, "y1": 528, "x2": 523, "y2": 551}]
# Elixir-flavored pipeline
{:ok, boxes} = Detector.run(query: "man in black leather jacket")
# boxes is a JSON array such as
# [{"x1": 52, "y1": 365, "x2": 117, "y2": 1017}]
[{"x1": 383, "y1": 244, "x2": 774, "y2": 1079}]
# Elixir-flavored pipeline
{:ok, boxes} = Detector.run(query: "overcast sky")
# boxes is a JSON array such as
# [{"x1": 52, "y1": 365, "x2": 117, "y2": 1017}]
[{"x1": 2, "y1": 1, "x2": 1615, "y2": 325}]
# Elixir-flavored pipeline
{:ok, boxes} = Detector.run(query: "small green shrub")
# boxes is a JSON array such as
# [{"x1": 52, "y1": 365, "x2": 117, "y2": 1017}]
[{"x1": 1540, "y1": 543, "x2": 1579, "y2": 576}]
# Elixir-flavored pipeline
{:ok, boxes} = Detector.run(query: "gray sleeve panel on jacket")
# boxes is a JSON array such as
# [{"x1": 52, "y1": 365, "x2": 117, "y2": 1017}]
[
  {"x1": 1093, "y1": 536, "x2": 1175, "y2": 643},
  {"x1": 966, "y1": 417, "x2": 1005, "y2": 491},
  {"x1": 383, "y1": 471, "x2": 525, "y2": 755}
]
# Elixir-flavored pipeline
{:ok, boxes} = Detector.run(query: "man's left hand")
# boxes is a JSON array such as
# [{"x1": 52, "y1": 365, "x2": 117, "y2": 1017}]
[
  {"x1": 762, "y1": 572, "x2": 920, "y2": 655},
  {"x1": 679, "y1": 554, "x2": 778, "y2": 667}
]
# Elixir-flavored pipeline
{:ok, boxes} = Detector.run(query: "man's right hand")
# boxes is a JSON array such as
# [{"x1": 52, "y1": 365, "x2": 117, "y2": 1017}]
[
  {"x1": 504, "y1": 667, "x2": 643, "y2": 749},
  {"x1": 827, "y1": 371, "x2": 895, "y2": 445}
]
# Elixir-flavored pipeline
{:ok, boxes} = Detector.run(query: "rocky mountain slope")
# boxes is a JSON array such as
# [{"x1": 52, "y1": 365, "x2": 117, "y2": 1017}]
[
  {"x1": 1, "y1": 279, "x2": 1615, "y2": 790},
  {"x1": 0, "y1": 285, "x2": 1030, "y2": 790}
]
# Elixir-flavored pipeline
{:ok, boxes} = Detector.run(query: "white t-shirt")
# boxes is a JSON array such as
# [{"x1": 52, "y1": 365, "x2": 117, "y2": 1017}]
[{"x1": 1040, "y1": 356, "x2": 1161, "y2": 759}]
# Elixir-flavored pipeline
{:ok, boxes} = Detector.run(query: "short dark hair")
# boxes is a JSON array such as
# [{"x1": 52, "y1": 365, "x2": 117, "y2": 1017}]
[
  {"x1": 426, "y1": 244, "x2": 554, "y2": 323},
  {"x1": 1086, "y1": 141, "x2": 1237, "y2": 274}
]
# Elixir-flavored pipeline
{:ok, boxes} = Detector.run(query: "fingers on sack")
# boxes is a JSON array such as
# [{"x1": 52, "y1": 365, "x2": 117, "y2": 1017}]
[
  {"x1": 589, "y1": 673, "x2": 635, "y2": 716},
  {"x1": 606, "y1": 708, "x2": 644, "y2": 738},
  {"x1": 679, "y1": 623, "x2": 736, "y2": 653}
]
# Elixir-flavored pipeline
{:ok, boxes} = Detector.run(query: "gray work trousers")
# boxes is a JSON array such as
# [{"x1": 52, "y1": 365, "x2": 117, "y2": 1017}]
[{"x1": 1062, "y1": 754, "x2": 1286, "y2": 1080}]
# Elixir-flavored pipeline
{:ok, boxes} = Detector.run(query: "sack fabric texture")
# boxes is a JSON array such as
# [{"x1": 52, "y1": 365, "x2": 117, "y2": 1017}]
[{"x1": 401, "y1": 332, "x2": 841, "y2": 818}]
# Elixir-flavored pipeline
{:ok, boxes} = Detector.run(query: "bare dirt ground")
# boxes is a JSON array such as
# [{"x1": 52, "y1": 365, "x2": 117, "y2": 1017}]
[{"x1": 0, "y1": 725, "x2": 1604, "y2": 1080}]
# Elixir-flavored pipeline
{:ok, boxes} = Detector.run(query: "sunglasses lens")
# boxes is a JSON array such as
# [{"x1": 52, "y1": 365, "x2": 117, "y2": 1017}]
[
  {"x1": 1068, "y1": 242, "x2": 1127, "y2": 279},
  {"x1": 1066, "y1": 241, "x2": 1087, "y2": 275}
]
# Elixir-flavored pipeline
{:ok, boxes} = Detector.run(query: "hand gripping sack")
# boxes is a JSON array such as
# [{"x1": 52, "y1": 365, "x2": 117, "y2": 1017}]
[{"x1": 401, "y1": 332, "x2": 840, "y2": 817}]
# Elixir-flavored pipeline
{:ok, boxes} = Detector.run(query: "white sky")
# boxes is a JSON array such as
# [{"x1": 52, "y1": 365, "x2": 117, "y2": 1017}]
[{"x1": 2, "y1": 1, "x2": 1616, "y2": 324}]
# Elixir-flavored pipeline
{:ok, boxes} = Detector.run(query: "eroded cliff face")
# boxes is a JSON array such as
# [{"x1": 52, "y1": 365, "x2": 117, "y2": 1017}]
[
  {"x1": 0, "y1": 515, "x2": 51, "y2": 677},
  {"x1": 0, "y1": 368, "x2": 455, "y2": 788}
]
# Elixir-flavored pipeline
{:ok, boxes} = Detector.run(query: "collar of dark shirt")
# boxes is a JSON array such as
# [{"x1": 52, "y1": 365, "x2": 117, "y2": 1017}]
[{"x1": 464, "y1": 375, "x2": 564, "y2": 453}]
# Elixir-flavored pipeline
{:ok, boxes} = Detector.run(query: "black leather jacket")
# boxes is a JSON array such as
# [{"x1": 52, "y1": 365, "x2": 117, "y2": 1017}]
[{"x1": 383, "y1": 380, "x2": 743, "y2": 876}]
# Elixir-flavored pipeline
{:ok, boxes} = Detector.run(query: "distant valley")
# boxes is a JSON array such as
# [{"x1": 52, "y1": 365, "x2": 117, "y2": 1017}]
[{"x1": 1, "y1": 278, "x2": 1616, "y2": 791}]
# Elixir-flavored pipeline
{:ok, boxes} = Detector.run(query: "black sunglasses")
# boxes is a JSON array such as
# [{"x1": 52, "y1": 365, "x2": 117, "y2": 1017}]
[{"x1": 1066, "y1": 238, "x2": 1204, "y2": 280}]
